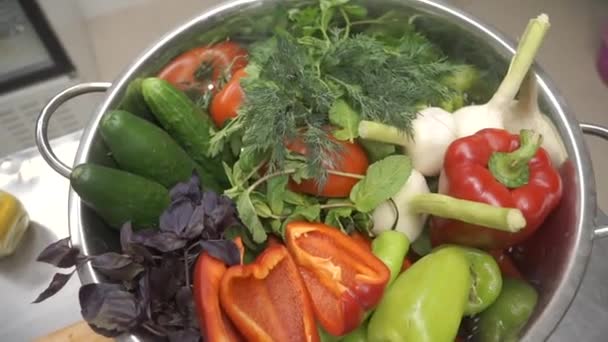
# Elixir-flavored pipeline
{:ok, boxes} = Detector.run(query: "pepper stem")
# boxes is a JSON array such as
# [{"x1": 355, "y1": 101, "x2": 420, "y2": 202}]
[
  {"x1": 409, "y1": 193, "x2": 526, "y2": 233},
  {"x1": 488, "y1": 130, "x2": 543, "y2": 188},
  {"x1": 358, "y1": 120, "x2": 408, "y2": 147}
]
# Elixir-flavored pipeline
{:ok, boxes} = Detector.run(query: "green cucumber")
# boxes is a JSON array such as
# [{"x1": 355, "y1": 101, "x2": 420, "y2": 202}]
[
  {"x1": 141, "y1": 77, "x2": 228, "y2": 187},
  {"x1": 70, "y1": 163, "x2": 170, "y2": 229},
  {"x1": 117, "y1": 78, "x2": 156, "y2": 122},
  {"x1": 100, "y1": 109, "x2": 221, "y2": 191}
]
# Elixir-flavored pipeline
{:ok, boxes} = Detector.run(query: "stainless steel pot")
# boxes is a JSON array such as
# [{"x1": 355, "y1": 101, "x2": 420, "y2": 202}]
[{"x1": 33, "y1": 0, "x2": 608, "y2": 340}]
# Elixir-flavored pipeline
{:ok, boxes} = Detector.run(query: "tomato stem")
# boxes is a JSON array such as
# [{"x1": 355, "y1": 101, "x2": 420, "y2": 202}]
[
  {"x1": 327, "y1": 170, "x2": 365, "y2": 180},
  {"x1": 247, "y1": 169, "x2": 297, "y2": 193},
  {"x1": 409, "y1": 193, "x2": 526, "y2": 232},
  {"x1": 488, "y1": 130, "x2": 542, "y2": 188},
  {"x1": 319, "y1": 202, "x2": 356, "y2": 210}
]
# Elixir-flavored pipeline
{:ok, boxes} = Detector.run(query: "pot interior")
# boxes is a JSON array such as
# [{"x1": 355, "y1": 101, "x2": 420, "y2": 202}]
[{"x1": 70, "y1": 0, "x2": 594, "y2": 340}]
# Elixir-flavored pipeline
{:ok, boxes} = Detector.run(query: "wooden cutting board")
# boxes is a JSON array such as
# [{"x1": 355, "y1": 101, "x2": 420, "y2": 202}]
[{"x1": 35, "y1": 320, "x2": 112, "y2": 342}]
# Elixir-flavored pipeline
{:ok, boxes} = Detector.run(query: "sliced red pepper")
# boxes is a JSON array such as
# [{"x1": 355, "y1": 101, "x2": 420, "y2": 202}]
[
  {"x1": 431, "y1": 129, "x2": 563, "y2": 250},
  {"x1": 489, "y1": 249, "x2": 524, "y2": 280},
  {"x1": 193, "y1": 253, "x2": 243, "y2": 342},
  {"x1": 285, "y1": 221, "x2": 390, "y2": 336},
  {"x1": 220, "y1": 244, "x2": 319, "y2": 342}
]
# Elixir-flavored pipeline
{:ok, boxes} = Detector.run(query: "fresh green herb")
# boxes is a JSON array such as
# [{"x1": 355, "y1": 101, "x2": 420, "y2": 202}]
[
  {"x1": 324, "y1": 204, "x2": 354, "y2": 229},
  {"x1": 280, "y1": 204, "x2": 322, "y2": 236},
  {"x1": 194, "y1": 61, "x2": 214, "y2": 81},
  {"x1": 359, "y1": 139, "x2": 397, "y2": 162},
  {"x1": 236, "y1": 192, "x2": 268, "y2": 243},
  {"x1": 212, "y1": 0, "x2": 462, "y2": 186},
  {"x1": 266, "y1": 175, "x2": 289, "y2": 215},
  {"x1": 329, "y1": 99, "x2": 361, "y2": 142},
  {"x1": 350, "y1": 155, "x2": 413, "y2": 212}
]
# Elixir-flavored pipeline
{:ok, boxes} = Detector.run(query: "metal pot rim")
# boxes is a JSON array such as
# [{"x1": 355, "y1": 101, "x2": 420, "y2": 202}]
[{"x1": 62, "y1": 0, "x2": 599, "y2": 340}]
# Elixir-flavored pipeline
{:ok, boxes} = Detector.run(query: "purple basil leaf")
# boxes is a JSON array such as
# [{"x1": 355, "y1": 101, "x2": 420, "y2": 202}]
[
  {"x1": 132, "y1": 229, "x2": 187, "y2": 253},
  {"x1": 175, "y1": 286, "x2": 195, "y2": 317},
  {"x1": 200, "y1": 240, "x2": 240, "y2": 266},
  {"x1": 91, "y1": 252, "x2": 133, "y2": 269},
  {"x1": 36, "y1": 237, "x2": 81, "y2": 268},
  {"x1": 170, "y1": 171, "x2": 201, "y2": 203},
  {"x1": 157, "y1": 312, "x2": 185, "y2": 327},
  {"x1": 90, "y1": 253, "x2": 144, "y2": 282},
  {"x1": 32, "y1": 271, "x2": 74, "y2": 303},
  {"x1": 160, "y1": 198, "x2": 194, "y2": 235},
  {"x1": 183, "y1": 205, "x2": 207, "y2": 240},
  {"x1": 168, "y1": 328, "x2": 200, "y2": 342},
  {"x1": 149, "y1": 257, "x2": 182, "y2": 302},
  {"x1": 79, "y1": 283, "x2": 140, "y2": 337},
  {"x1": 137, "y1": 273, "x2": 151, "y2": 321}
]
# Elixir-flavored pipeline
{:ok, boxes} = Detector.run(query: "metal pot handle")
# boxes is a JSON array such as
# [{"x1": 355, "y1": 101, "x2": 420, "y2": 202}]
[
  {"x1": 35, "y1": 82, "x2": 112, "y2": 179},
  {"x1": 580, "y1": 123, "x2": 608, "y2": 239}
]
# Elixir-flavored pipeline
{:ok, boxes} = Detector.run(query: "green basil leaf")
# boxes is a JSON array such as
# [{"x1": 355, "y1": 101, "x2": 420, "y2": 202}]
[
  {"x1": 232, "y1": 163, "x2": 245, "y2": 187},
  {"x1": 324, "y1": 206, "x2": 354, "y2": 228},
  {"x1": 229, "y1": 133, "x2": 243, "y2": 158},
  {"x1": 269, "y1": 219, "x2": 283, "y2": 235},
  {"x1": 329, "y1": 99, "x2": 360, "y2": 142},
  {"x1": 266, "y1": 175, "x2": 288, "y2": 215},
  {"x1": 281, "y1": 204, "x2": 322, "y2": 234},
  {"x1": 320, "y1": 0, "x2": 350, "y2": 11},
  {"x1": 238, "y1": 146, "x2": 267, "y2": 175},
  {"x1": 294, "y1": 204, "x2": 321, "y2": 221},
  {"x1": 222, "y1": 162, "x2": 236, "y2": 187},
  {"x1": 343, "y1": 4, "x2": 368, "y2": 19},
  {"x1": 236, "y1": 193, "x2": 267, "y2": 243},
  {"x1": 283, "y1": 191, "x2": 318, "y2": 207},
  {"x1": 350, "y1": 155, "x2": 412, "y2": 212},
  {"x1": 359, "y1": 139, "x2": 397, "y2": 163},
  {"x1": 353, "y1": 212, "x2": 373, "y2": 234},
  {"x1": 251, "y1": 192, "x2": 274, "y2": 219}
]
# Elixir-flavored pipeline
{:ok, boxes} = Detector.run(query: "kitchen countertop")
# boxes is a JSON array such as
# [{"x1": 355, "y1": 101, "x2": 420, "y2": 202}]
[
  {"x1": 1, "y1": 0, "x2": 607, "y2": 340},
  {"x1": 0, "y1": 132, "x2": 83, "y2": 341}
]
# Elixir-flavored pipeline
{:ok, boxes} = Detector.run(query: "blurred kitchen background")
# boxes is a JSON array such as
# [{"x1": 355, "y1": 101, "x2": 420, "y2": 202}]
[{"x1": 0, "y1": 0, "x2": 607, "y2": 341}]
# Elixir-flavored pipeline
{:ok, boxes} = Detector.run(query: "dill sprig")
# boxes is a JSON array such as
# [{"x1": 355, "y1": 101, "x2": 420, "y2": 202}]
[
  {"x1": 239, "y1": 33, "x2": 341, "y2": 184},
  {"x1": 214, "y1": 0, "x2": 464, "y2": 183}
]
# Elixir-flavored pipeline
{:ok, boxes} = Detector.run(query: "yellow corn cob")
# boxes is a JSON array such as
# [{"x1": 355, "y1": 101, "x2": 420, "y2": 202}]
[{"x1": 0, "y1": 190, "x2": 29, "y2": 257}]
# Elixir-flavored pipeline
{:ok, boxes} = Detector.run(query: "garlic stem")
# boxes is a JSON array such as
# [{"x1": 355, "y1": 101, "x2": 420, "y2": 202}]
[{"x1": 490, "y1": 14, "x2": 550, "y2": 110}]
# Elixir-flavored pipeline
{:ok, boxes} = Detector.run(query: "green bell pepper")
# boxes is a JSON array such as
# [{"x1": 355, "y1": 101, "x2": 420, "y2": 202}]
[
  {"x1": 371, "y1": 231, "x2": 410, "y2": 285},
  {"x1": 319, "y1": 326, "x2": 340, "y2": 342},
  {"x1": 435, "y1": 245, "x2": 503, "y2": 316},
  {"x1": 476, "y1": 277, "x2": 538, "y2": 342},
  {"x1": 341, "y1": 324, "x2": 368, "y2": 342},
  {"x1": 367, "y1": 247, "x2": 471, "y2": 342}
]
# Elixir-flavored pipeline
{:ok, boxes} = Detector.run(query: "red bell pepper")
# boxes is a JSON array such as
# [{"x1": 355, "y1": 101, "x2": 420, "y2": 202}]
[
  {"x1": 193, "y1": 253, "x2": 243, "y2": 342},
  {"x1": 489, "y1": 249, "x2": 524, "y2": 280},
  {"x1": 400, "y1": 258, "x2": 413, "y2": 273},
  {"x1": 219, "y1": 244, "x2": 319, "y2": 342},
  {"x1": 431, "y1": 129, "x2": 563, "y2": 250},
  {"x1": 285, "y1": 221, "x2": 390, "y2": 336}
]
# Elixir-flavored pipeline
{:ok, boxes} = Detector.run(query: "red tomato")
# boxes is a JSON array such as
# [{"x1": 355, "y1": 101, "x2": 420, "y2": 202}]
[
  {"x1": 210, "y1": 68, "x2": 247, "y2": 128},
  {"x1": 286, "y1": 135, "x2": 369, "y2": 198},
  {"x1": 157, "y1": 41, "x2": 248, "y2": 92}
]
